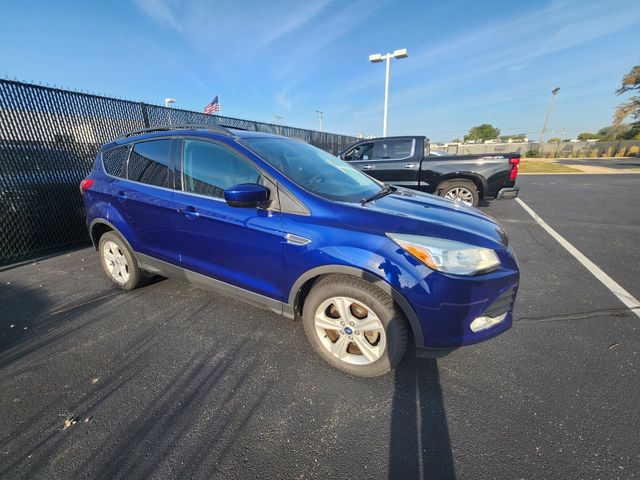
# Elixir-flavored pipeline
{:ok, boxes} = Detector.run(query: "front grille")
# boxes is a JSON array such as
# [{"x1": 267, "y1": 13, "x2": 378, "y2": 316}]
[{"x1": 484, "y1": 286, "x2": 516, "y2": 318}]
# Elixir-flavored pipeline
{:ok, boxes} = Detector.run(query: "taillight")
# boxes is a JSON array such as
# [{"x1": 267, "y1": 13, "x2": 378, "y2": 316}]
[
  {"x1": 509, "y1": 157, "x2": 520, "y2": 180},
  {"x1": 80, "y1": 178, "x2": 94, "y2": 194}
]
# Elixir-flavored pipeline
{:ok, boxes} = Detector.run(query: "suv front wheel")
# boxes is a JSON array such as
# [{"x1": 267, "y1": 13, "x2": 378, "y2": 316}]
[{"x1": 302, "y1": 275, "x2": 409, "y2": 377}]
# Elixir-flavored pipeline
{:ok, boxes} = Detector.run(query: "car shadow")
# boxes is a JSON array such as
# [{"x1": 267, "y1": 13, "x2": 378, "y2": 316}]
[{"x1": 389, "y1": 350, "x2": 455, "y2": 479}]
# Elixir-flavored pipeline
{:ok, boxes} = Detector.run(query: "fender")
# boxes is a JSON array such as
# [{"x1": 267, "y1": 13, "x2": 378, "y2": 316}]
[
  {"x1": 287, "y1": 264, "x2": 425, "y2": 348},
  {"x1": 89, "y1": 218, "x2": 137, "y2": 262},
  {"x1": 438, "y1": 171, "x2": 488, "y2": 195}
]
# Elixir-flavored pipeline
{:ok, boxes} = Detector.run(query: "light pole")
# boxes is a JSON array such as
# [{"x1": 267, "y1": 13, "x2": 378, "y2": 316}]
[
  {"x1": 164, "y1": 98, "x2": 176, "y2": 108},
  {"x1": 274, "y1": 114, "x2": 282, "y2": 125},
  {"x1": 316, "y1": 110, "x2": 323, "y2": 132},
  {"x1": 539, "y1": 87, "x2": 560, "y2": 144},
  {"x1": 369, "y1": 49, "x2": 408, "y2": 137}
]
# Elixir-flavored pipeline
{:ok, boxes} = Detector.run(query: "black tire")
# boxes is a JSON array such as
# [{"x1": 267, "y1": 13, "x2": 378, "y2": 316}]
[
  {"x1": 302, "y1": 274, "x2": 409, "y2": 377},
  {"x1": 98, "y1": 231, "x2": 142, "y2": 291},
  {"x1": 438, "y1": 179, "x2": 480, "y2": 207}
]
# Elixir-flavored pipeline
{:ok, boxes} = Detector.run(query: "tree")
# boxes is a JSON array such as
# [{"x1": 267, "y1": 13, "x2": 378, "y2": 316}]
[
  {"x1": 548, "y1": 137, "x2": 561, "y2": 143},
  {"x1": 614, "y1": 65, "x2": 640, "y2": 138},
  {"x1": 450, "y1": 138, "x2": 461, "y2": 143},
  {"x1": 464, "y1": 124, "x2": 500, "y2": 142},
  {"x1": 597, "y1": 124, "x2": 635, "y2": 140},
  {"x1": 577, "y1": 132, "x2": 600, "y2": 141}
]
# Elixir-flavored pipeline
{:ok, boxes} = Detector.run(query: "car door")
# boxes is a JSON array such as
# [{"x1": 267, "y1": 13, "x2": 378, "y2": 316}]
[
  {"x1": 171, "y1": 137, "x2": 284, "y2": 302},
  {"x1": 350, "y1": 138, "x2": 420, "y2": 187},
  {"x1": 114, "y1": 138, "x2": 178, "y2": 264}
]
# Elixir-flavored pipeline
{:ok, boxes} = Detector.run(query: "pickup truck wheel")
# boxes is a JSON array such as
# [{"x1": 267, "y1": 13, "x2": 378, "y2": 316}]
[
  {"x1": 439, "y1": 180, "x2": 479, "y2": 207},
  {"x1": 302, "y1": 275, "x2": 409, "y2": 377},
  {"x1": 99, "y1": 232, "x2": 142, "y2": 291}
]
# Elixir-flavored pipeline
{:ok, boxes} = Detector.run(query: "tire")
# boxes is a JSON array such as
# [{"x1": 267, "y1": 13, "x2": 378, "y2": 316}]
[
  {"x1": 302, "y1": 274, "x2": 409, "y2": 377},
  {"x1": 98, "y1": 231, "x2": 142, "y2": 291},
  {"x1": 439, "y1": 179, "x2": 480, "y2": 207}
]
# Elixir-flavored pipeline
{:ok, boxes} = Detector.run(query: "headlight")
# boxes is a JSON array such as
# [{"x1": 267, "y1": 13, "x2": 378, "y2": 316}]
[{"x1": 387, "y1": 233, "x2": 500, "y2": 275}]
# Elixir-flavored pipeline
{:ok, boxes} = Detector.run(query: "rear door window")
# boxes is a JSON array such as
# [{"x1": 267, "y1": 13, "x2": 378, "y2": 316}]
[
  {"x1": 128, "y1": 140, "x2": 172, "y2": 188},
  {"x1": 102, "y1": 146, "x2": 129, "y2": 178},
  {"x1": 182, "y1": 139, "x2": 261, "y2": 199},
  {"x1": 372, "y1": 139, "x2": 414, "y2": 159}
]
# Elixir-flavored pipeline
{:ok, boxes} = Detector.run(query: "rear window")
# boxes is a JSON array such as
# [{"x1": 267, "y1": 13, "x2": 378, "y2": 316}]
[
  {"x1": 101, "y1": 146, "x2": 128, "y2": 178},
  {"x1": 128, "y1": 140, "x2": 171, "y2": 188}
]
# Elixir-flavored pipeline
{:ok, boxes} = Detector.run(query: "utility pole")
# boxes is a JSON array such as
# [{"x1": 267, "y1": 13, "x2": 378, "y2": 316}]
[
  {"x1": 274, "y1": 115, "x2": 282, "y2": 125},
  {"x1": 539, "y1": 87, "x2": 560, "y2": 144},
  {"x1": 316, "y1": 110, "x2": 323, "y2": 132}
]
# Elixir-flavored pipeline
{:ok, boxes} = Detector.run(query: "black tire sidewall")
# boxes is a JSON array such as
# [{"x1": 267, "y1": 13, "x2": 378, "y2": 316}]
[
  {"x1": 302, "y1": 276, "x2": 408, "y2": 377},
  {"x1": 98, "y1": 232, "x2": 140, "y2": 290}
]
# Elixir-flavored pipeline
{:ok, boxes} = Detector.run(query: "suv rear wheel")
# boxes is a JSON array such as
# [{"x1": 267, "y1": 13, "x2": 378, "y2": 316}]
[
  {"x1": 99, "y1": 232, "x2": 142, "y2": 290},
  {"x1": 439, "y1": 179, "x2": 479, "y2": 207},
  {"x1": 302, "y1": 275, "x2": 409, "y2": 377}
]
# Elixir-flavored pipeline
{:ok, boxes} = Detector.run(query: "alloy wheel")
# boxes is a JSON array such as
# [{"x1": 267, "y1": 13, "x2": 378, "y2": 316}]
[
  {"x1": 102, "y1": 240, "x2": 130, "y2": 284},
  {"x1": 314, "y1": 296, "x2": 386, "y2": 365}
]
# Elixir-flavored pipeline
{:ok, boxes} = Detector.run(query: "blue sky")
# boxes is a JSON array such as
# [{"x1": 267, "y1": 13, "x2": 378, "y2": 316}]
[{"x1": 1, "y1": 0, "x2": 639, "y2": 141}]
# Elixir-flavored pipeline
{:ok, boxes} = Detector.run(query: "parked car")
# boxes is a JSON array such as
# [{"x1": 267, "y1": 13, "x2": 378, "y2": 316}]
[
  {"x1": 81, "y1": 124, "x2": 520, "y2": 377},
  {"x1": 340, "y1": 136, "x2": 520, "y2": 207}
]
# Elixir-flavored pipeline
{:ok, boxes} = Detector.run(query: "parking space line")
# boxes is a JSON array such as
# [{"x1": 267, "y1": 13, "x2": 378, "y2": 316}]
[{"x1": 515, "y1": 198, "x2": 640, "y2": 319}]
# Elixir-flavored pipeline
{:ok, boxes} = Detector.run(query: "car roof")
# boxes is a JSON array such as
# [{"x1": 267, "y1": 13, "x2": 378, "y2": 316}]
[{"x1": 101, "y1": 127, "x2": 286, "y2": 151}]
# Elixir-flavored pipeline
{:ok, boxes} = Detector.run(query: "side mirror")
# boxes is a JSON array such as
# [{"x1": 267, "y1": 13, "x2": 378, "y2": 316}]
[{"x1": 224, "y1": 183, "x2": 270, "y2": 208}]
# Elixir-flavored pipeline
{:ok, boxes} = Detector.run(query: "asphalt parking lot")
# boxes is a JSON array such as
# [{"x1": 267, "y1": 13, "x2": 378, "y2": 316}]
[{"x1": 1, "y1": 174, "x2": 638, "y2": 479}]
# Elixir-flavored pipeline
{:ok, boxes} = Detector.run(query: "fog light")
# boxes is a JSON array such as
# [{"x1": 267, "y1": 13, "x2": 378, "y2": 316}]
[{"x1": 470, "y1": 313, "x2": 507, "y2": 332}]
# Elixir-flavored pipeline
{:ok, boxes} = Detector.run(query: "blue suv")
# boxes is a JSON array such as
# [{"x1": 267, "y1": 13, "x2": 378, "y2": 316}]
[{"x1": 81, "y1": 124, "x2": 519, "y2": 377}]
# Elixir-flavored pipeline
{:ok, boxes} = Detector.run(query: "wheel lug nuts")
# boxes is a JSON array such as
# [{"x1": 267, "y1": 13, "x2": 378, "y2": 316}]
[
  {"x1": 340, "y1": 321, "x2": 345, "y2": 326},
  {"x1": 355, "y1": 330, "x2": 360, "y2": 335},
  {"x1": 349, "y1": 321, "x2": 355, "y2": 326}
]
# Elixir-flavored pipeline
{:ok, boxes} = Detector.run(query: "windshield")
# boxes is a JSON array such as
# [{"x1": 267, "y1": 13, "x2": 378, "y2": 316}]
[{"x1": 242, "y1": 138, "x2": 382, "y2": 203}]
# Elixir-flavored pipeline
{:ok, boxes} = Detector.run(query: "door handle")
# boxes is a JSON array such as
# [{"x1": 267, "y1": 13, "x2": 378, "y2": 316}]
[
  {"x1": 404, "y1": 164, "x2": 417, "y2": 169},
  {"x1": 361, "y1": 164, "x2": 375, "y2": 170},
  {"x1": 180, "y1": 206, "x2": 199, "y2": 219},
  {"x1": 116, "y1": 191, "x2": 127, "y2": 203}
]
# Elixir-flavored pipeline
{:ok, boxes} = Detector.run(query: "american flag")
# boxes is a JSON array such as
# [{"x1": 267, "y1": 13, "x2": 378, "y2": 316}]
[{"x1": 203, "y1": 96, "x2": 220, "y2": 115}]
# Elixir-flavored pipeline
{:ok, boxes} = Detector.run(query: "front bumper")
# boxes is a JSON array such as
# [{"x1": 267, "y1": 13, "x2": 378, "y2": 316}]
[
  {"x1": 496, "y1": 187, "x2": 519, "y2": 199},
  {"x1": 404, "y1": 264, "x2": 519, "y2": 349}
]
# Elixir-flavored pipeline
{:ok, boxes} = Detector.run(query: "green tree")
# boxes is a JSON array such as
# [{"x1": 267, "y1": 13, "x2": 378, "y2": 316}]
[
  {"x1": 614, "y1": 65, "x2": 640, "y2": 138},
  {"x1": 598, "y1": 124, "x2": 635, "y2": 140},
  {"x1": 548, "y1": 137, "x2": 561, "y2": 143},
  {"x1": 577, "y1": 132, "x2": 600, "y2": 141},
  {"x1": 464, "y1": 124, "x2": 500, "y2": 142},
  {"x1": 450, "y1": 138, "x2": 461, "y2": 143}
]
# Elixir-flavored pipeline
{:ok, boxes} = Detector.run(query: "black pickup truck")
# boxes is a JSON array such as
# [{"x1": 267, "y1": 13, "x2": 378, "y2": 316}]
[{"x1": 340, "y1": 136, "x2": 519, "y2": 207}]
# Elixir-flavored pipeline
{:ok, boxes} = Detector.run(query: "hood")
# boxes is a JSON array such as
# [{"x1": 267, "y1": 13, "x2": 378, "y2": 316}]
[{"x1": 339, "y1": 187, "x2": 509, "y2": 248}]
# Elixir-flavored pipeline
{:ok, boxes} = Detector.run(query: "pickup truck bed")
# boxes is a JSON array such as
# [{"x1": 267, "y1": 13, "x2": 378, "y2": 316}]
[{"x1": 340, "y1": 136, "x2": 519, "y2": 207}]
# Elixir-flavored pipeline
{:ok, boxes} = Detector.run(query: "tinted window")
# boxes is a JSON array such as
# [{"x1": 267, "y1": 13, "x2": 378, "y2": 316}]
[
  {"x1": 128, "y1": 140, "x2": 171, "y2": 187},
  {"x1": 243, "y1": 138, "x2": 381, "y2": 203},
  {"x1": 373, "y1": 139, "x2": 413, "y2": 159},
  {"x1": 102, "y1": 146, "x2": 128, "y2": 177},
  {"x1": 182, "y1": 140, "x2": 261, "y2": 198},
  {"x1": 344, "y1": 143, "x2": 374, "y2": 161}
]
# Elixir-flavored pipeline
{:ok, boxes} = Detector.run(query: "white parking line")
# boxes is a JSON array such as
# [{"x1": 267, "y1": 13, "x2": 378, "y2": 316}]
[{"x1": 516, "y1": 198, "x2": 640, "y2": 319}]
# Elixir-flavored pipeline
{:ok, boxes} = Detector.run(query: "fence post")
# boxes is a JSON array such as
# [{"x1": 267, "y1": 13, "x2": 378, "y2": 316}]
[{"x1": 140, "y1": 102, "x2": 150, "y2": 127}]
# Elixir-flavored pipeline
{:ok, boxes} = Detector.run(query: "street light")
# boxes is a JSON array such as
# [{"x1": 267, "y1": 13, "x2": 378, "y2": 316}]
[
  {"x1": 164, "y1": 97, "x2": 176, "y2": 108},
  {"x1": 369, "y1": 48, "x2": 408, "y2": 136},
  {"x1": 316, "y1": 110, "x2": 323, "y2": 132}
]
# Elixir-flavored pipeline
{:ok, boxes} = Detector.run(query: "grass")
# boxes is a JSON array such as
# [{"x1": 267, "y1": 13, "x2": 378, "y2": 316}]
[{"x1": 519, "y1": 161, "x2": 582, "y2": 173}]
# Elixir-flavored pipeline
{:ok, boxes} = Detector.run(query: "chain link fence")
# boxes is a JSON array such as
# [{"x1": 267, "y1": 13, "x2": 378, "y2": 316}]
[{"x1": 0, "y1": 79, "x2": 358, "y2": 265}]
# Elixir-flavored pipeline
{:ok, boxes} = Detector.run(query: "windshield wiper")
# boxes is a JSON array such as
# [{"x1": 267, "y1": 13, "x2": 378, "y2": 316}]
[{"x1": 361, "y1": 184, "x2": 396, "y2": 206}]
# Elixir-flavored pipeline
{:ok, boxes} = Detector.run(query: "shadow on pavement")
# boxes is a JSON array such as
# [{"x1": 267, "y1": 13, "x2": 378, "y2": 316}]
[{"x1": 389, "y1": 351, "x2": 455, "y2": 479}]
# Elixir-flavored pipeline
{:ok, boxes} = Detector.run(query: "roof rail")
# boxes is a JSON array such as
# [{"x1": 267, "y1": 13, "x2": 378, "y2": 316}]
[{"x1": 116, "y1": 123, "x2": 234, "y2": 139}]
